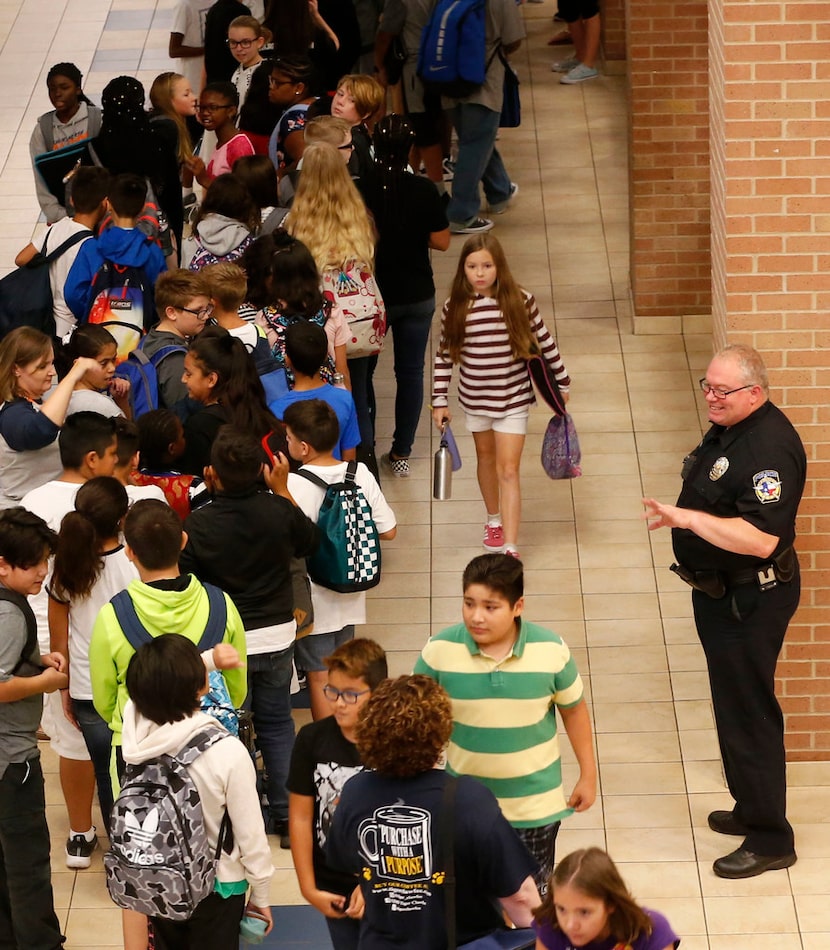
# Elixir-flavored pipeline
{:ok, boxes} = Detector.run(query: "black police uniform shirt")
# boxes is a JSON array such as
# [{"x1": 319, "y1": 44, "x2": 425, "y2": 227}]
[{"x1": 671, "y1": 401, "x2": 806, "y2": 574}]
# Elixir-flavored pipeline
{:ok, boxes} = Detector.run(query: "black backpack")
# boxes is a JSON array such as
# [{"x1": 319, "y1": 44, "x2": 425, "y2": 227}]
[{"x1": 0, "y1": 230, "x2": 91, "y2": 339}]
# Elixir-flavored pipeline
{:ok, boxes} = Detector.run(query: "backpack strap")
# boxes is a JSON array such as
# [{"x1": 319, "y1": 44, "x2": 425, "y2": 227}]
[
  {"x1": 174, "y1": 727, "x2": 235, "y2": 858},
  {"x1": 39, "y1": 228, "x2": 92, "y2": 265},
  {"x1": 112, "y1": 584, "x2": 228, "y2": 654},
  {"x1": 195, "y1": 584, "x2": 228, "y2": 652},
  {"x1": 148, "y1": 343, "x2": 187, "y2": 369},
  {"x1": 345, "y1": 460, "x2": 358, "y2": 485},
  {"x1": 111, "y1": 590, "x2": 154, "y2": 652},
  {"x1": 0, "y1": 587, "x2": 39, "y2": 676},
  {"x1": 296, "y1": 467, "x2": 330, "y2": 491}
]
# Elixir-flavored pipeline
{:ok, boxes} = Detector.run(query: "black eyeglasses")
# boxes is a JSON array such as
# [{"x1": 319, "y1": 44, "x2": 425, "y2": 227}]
[
  {"x1": 179, "y1": 304, "x2": 214, "y2": 320},
  {"x1": 198, "y1": 103, "x2": 233, "y2": 113},
  {"x1": 322, "y1": 684, "x2": 370, "y2": 705},
  {"x1": 268, "y1": 77, "x2": 295, "y2": 88},
  {"x1": 226, "y1": 38, "x2": 255, "y2": 48},
  {"x1": 698, "y1": 378, "x2": 754, "y2": 399},
  {"x1": 338, "y1": 141, "x2": 354, "y2": 151}
]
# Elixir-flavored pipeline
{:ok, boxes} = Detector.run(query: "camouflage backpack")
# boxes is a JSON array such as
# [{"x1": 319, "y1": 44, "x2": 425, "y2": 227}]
[{"x1": 104, "y1": 726, "x2": 232, "y2": 920}]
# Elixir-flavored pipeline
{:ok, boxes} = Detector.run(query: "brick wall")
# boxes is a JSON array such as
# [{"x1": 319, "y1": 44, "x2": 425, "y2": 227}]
[
  {"x1": 601, "y1": 0, "x2": 626, "y2": 63},
  {"x1": 709, "y1": 0, "x2": 830, "y2": 759},
  {"x1": 627, "y1": 1, "x2": 711, "y2": 330}
]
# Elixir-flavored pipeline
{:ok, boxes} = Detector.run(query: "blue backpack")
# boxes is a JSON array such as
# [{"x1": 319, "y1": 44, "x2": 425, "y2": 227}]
[
  {"x1": 114, "y1": 339, "x2": 187, "y2": 418},
  {"x1": 417, "y1": 0, "x2": 488, "y2": 98},
  {"x1": 111, "y1": 582, "x2": 240, "y2": 737}
]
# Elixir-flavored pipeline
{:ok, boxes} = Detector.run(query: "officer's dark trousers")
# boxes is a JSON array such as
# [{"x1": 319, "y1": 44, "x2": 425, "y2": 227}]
[{"x1": 692, "y1": 565, "x2": 800, "y2": 856}]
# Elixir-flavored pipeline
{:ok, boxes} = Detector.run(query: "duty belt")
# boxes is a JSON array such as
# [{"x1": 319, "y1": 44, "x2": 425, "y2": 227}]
[{"x1": 670, "y1": 546, "x2": 796, "y2": 599}]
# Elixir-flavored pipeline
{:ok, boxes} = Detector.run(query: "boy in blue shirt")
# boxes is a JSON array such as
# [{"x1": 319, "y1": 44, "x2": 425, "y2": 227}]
[{"x1": 269, "y1": 322, "x2": 360, "y2": 462}]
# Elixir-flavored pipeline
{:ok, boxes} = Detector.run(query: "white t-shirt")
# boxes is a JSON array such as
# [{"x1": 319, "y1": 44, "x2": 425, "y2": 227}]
[
  {"x1": 65, "y1": 546, "x2": 137, "y2": 699},
  {"x1": 172, "y1": 0, "x2": 213, "y2": 93},
  {"x1": 66, "y1": 389, "x2": 123, "y2": 418},
  {"x1": 21, "y1": 480, "x2": 82, "y2": 653},
  {"x1": 231, "y1": 61, "x2": 260, "y2": 109},
  {"x1": 43, "y1": 219, "x2": 93, "y2": 339},
  {"x1": 227, "y1": 322, "x2": 261, "y2": 353},
  {"x1": 286, "y1": 462, "x2": 396, "y2": 634},
  {"x1": 126, "y1": 483, "x2": 167, "y2": 504}
]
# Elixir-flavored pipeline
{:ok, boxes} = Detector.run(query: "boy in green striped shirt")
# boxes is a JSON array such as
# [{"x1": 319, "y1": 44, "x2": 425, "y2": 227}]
[{"x1": 414, "y1": 553, "x2": 596, "y2": 891}]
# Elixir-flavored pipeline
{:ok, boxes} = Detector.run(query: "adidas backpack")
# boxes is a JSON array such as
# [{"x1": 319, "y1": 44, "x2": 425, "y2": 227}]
[
  {"x1": 297, "y1": 460, "x2": 382, "y2": 593},
  {"x1": 104, "y1": 725, "x2": 232, "y2": 920},
  {"x1": 417, "y1": 0, "x2": 488, "y2": 99}
]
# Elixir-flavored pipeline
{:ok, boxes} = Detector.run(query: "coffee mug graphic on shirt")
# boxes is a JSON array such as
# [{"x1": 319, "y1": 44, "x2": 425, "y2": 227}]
[{"x1": 358, "y1": 805, "x2": 433, "y2": 883}]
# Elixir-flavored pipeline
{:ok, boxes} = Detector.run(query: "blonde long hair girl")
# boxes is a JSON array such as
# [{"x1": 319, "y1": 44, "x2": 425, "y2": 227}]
[
  {"x1": 285, "y1": 142, "x2": 376, "y2": 270},
  {"x1": 149, "y1": 71, "x2": 196, "y2": 164},
  {"x1": 285, "y1": 141, "x2": 380, "y2": 476}
]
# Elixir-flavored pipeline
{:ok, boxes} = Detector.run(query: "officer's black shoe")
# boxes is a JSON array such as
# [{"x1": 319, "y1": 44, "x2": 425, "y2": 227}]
[
  {"x1": 713, "y1": 847, "x2": 797, "y2": 879},
  {"x1": 707, "y1": 809, "x2": 749, "y2": 836}
]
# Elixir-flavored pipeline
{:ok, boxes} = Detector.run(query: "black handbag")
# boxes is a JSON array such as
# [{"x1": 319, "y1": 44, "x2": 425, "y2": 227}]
[
  {"x1": 384, "y1": 35, "x2": 407, "y2": 86},
  {"x1": 527, "y1": 354, "x2": 566, "y2": 415},
  {"x1": 499, "y1": 49, "x2": 521, "y2": 129}
]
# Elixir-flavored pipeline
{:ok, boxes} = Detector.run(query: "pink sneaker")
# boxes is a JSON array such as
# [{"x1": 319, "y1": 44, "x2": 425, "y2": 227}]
[
  {"x1": 482, "y1": 524, "x2": 505, "y2": 551},
  {"x1": 503, "y1": 548, "x2": 521, "y2": 560}
]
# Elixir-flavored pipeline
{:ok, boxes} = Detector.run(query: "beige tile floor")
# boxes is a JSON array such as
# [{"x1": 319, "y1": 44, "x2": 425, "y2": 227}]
[{"x1": 3, "y1": 0, "x2": 830, "y2": 946}]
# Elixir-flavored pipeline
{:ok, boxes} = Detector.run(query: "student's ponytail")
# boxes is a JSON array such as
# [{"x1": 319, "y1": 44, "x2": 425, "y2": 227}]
[
  {"x1": 190, "y1": 326, "x2": 281, "y2": 440},
  {"x1": 51, "y1": 477, "x2": 128, "y2": 601}
]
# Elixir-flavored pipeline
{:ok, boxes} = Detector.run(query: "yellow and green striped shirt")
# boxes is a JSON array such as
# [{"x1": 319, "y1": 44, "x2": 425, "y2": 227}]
[{"x1": 414, "y1": 619, "x2": 583, "y2": 828}]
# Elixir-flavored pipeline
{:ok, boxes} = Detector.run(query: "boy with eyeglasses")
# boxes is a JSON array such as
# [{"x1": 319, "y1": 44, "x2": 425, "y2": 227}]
[
  {"x1": 142, "y1": 269, "x2": 212, "y2": 411},
  {"x1": 287, "y1": 638, "x2": 388, "y2": 950}
]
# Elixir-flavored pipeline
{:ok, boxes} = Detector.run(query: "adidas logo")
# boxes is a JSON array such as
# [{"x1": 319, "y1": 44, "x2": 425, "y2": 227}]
[{"x1": 125, "y1": 809, "x2": 159, "y2": 848}]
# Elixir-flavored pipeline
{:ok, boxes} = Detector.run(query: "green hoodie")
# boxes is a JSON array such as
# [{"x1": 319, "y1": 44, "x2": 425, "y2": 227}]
[{"x1": 90, "y1": 575, "x2": 247, "y2": 745}]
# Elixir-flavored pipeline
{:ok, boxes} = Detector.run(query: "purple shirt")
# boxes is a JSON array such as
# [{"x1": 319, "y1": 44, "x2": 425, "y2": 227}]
[{"x1": 534, "y1": 908, "x2": 679, "y2": 950}]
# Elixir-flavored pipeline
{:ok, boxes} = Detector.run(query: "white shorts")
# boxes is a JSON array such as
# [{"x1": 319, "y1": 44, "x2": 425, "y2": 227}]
[
  {"x1": 465, "y1": 409, "x2": 529, "y2": 435},
  {"x1": 41, "y1": 691, "x2": 90, "y2": 760}
]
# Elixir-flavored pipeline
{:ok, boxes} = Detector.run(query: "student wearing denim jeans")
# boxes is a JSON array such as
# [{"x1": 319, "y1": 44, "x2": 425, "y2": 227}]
[
  {"x1": 443, "y1": 0, "x2": 524, "y2": 235},
  {"x1": 365, "y1": 115, "x2": 450, "y2": 478}
]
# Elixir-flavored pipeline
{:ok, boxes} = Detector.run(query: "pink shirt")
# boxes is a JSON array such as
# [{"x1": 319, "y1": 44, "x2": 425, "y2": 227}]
[{"x1": 207, "y1": 133, "x2": 255, "y2": 179}]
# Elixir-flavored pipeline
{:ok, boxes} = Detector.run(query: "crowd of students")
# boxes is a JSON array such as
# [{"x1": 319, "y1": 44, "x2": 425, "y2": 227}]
[{"x1": 0, "y1": 5, "x2": 686, "y2": 950}]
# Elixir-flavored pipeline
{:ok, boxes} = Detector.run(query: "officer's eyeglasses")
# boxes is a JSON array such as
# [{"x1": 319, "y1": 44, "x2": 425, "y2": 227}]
[
  {"x1": 698, "y1": 378, "x2": 754, "y2": 399},
  {"x1": 322, "y1": 685, "x2": 370, "y2": 704}
]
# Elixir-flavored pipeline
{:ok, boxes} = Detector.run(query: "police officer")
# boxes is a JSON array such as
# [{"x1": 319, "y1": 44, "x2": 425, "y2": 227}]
[{"x1": 643, "y1": 343, "x2": 805, "y2": 879}]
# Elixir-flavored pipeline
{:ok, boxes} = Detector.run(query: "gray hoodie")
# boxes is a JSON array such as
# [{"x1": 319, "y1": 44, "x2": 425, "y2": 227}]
[{"x1": 181, "y1": 214, "x2": 252, "y2": 269}]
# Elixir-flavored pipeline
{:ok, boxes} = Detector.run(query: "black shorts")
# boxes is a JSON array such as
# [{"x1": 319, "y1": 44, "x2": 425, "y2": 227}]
[
  {"x1": 407, "y1": 90, "x2": 444, "y2": 148},
  {"x1": 558, "y1": 0, "x2": 600, "y2": 22}
]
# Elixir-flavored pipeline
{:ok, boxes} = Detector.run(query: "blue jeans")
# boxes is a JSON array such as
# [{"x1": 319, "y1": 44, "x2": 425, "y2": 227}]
[
  {"x1": 243, "y1": 645, "x2": 295, "y2": 825},
  {"x1": 447, "y1": 104, "x2": 512, "y2": 225},
  {"x1": 347, "y1": 355, "x2": 378, "y2": 451},
  {"x1": 386, "y1": 297, "x2": 435, "y2": 458},
  {"x1": 73, "y1": 698, "x2": 115, "y2": 825},
  {"x1": 0, "y1": 758, "x2": 63, "y2": 950}
]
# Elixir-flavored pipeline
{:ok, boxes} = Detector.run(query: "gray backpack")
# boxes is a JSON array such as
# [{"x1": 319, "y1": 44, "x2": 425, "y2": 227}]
[{"x1": 104, "y1": 725, "x2": 232, "y2": 921}]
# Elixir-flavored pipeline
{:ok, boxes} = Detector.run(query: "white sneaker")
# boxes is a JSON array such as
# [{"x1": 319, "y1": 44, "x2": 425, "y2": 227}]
[
  {"x1": 489, "y1": 183, "x2": 519, "y2": 214},
  {"x1": 552, "y1": 56, "x2": 580, "y2": 73}
]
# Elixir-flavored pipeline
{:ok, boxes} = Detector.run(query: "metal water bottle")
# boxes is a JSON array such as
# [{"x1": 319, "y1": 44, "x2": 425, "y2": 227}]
[{"x1": 433, "y1": 423, "x2": 452, "y2": 500}]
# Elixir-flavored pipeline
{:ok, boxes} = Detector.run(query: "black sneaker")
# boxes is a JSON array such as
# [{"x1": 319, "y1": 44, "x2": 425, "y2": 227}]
[
  {"x1": 65, "y1": 830, "x2": 98, "y2": 869},
  {"x1": 449, "y1": 216, "x2": 494, "y2": 234}
]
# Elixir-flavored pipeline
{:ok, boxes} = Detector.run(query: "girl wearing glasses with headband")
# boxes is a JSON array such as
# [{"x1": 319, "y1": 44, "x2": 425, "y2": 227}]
[{"x1": 287, "y1": 639, "x2": 388, "y2": 949}]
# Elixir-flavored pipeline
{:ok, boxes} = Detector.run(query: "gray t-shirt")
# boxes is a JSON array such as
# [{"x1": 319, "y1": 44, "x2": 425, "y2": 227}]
[{"x1": 0, "y1": 599, "x2": 42, "y2": 778}]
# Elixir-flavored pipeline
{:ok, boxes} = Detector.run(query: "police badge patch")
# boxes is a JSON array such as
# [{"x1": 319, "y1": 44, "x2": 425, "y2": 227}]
[
  {"x1": 753, "y1": 470, "x2": 782, "y2": 504},
  {"x1": 709, "y1": 457, "x2": 729, "y2": 481}
]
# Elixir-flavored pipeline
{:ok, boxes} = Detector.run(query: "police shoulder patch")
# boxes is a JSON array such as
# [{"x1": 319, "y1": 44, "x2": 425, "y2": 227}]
[{"x1": 753, "y1": 470, "x2": 781, "y2": 504}]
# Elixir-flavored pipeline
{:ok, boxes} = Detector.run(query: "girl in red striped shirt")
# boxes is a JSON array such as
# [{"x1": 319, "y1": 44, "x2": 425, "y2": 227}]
[{"x1": 432, "y1": 234, "x2": 570, "y2": 558}]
